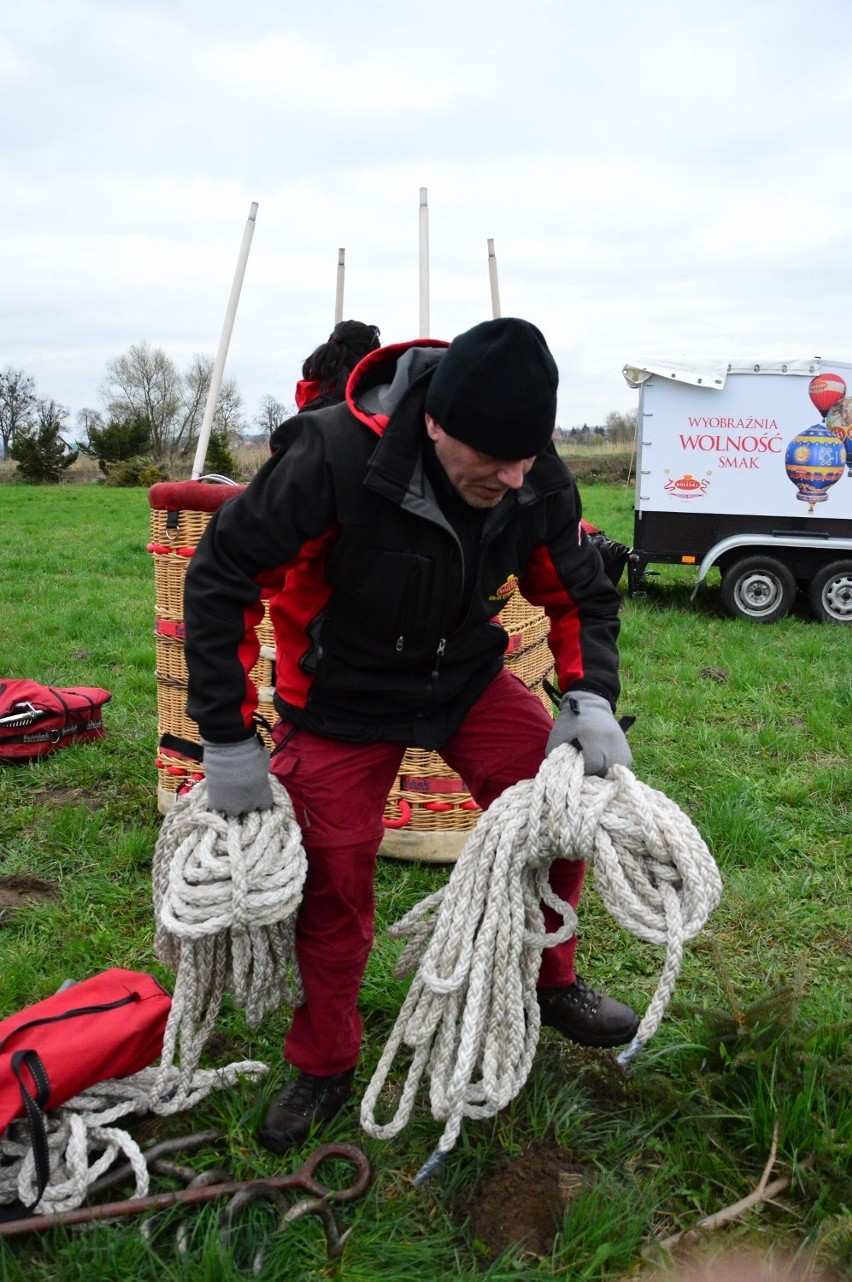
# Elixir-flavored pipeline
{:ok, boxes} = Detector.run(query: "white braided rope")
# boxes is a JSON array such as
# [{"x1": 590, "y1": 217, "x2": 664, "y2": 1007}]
[
  {"x1": 151, "y1": 776, "x2": 307, "y2": 1107},
  {"x1": 0, "y1": 1065, "x2": 265, "y2": 1213},
  {"x1": 0, "y1": 777, "x2": 308, "y2": 1214},
  {"x1": 360, "y1": 744, "x2": 722, "y2": 1164}
]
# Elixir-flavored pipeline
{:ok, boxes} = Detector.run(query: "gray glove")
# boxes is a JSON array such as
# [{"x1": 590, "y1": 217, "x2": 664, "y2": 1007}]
[
  {"x1": 201, "y1": 735, "x2": 273, "y2": 815},
  {"x1": 545, "y1": 690, "x2": 633, "y2": 776}
]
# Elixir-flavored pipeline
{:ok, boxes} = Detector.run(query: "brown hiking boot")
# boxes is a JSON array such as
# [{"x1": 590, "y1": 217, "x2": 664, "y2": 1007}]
[
  {"x1": 538, "y1": 977, "x2": 639, "y2": 1048},
  {"x1": 257, "y1": 1068, "x2": 355, "y2": 1154}
]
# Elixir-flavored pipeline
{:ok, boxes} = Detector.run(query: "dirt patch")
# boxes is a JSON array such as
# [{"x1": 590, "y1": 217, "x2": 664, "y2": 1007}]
[
  {"x1": 457, "y1": 1138, "x2": 587, "y2": 1260},
  {"x1": 0, "y1": 875, "x2": 60, "y2": 923},
  {"x1": 203, "y1": 1031, "x2": 246, "y2": 1062},
  {"x1": 30, "y1": 785, "x2": 101, "y2": 809}
]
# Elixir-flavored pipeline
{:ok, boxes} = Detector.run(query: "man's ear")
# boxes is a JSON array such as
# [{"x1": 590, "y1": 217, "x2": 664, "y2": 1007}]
[{"x1": 424, "y1": 413, "x2": 441, "y2": 442}]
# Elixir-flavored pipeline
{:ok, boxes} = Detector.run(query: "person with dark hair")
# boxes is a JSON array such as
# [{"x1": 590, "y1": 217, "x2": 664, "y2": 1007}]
[
  {"x1": 184, "y1": 317, "x2": 638, "y2": 1154},
  {"x1": 269, "y1": 320, "x2": 381, "y2": 451}
]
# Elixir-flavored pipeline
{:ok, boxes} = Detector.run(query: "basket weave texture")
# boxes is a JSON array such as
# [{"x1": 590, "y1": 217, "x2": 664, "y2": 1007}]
[{"x1": 148, "y1": 483, "x2": 554, "y2": 840}]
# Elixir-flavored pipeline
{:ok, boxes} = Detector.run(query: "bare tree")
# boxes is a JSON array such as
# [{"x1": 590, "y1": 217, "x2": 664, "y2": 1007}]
[
  {"x1": 39, "y1": 397, "x2": 69, "y2": 425},
  {"x1": 101, "y1": 342, "x2": 182, "y2": 458},
  {"x1": 255, "y1": 394, "x2": 288, "y2": 436},
  {"x1": 176, "y1": 353, "x2": 244, "y2": 457},
  {"x1": 0, "y1": 367, "x2": 38, "y2": 460},
  {"x1": 76, "y1": 407, "x2": 104, "y2": 439},
  {"x1": 213, "y1": 379, "x2": 244, "y2": 440},
  {"x1": 605, "y1": 410, "x2": 638, "y2": 446},
  {"x1": 101, "y1": 343, "x2": 244, "y2": 460}
]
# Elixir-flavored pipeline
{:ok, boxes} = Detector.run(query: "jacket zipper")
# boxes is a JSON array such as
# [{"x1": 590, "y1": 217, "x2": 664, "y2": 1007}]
[
  {"x1": 431, "y1": 637, "x2": 446, "y2": 678},
  {"x1": 392, "y1": 495, "x2": 514, "y2": 669}
]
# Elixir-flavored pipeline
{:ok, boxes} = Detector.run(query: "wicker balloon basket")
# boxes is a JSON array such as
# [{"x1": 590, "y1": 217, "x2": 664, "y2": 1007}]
[{"x1": 148, "y1": 481, "x2": 554, "y2": 862}]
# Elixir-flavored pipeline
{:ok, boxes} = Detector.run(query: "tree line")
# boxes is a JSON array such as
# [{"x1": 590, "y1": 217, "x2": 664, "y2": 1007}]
[
  {"x1": 554, "y1": 412, "x2": 637, "y2": 447},
  {"x1": 0, "y1": 344, "x2": 290, "y2": 483},
  {"x1": 1, "y1": 345, "x2": 637, "y2": 484}
]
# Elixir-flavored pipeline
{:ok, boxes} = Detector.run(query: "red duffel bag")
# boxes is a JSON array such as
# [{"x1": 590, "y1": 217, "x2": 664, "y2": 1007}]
[
  {"x1": 0, "y1": 680, "x2": 112, "y2": 762},
  {"x1": 0, "y1": 970, "x2": 172, "y2": 1208}
]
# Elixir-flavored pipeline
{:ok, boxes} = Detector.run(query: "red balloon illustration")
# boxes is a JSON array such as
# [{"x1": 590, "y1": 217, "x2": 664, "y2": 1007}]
[{"x1": 808, "y1": 372, "x2": 846, "y2": 418}]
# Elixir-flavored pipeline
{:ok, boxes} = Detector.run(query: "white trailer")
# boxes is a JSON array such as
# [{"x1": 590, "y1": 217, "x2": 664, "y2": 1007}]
[{"x1": 623, "y1": 357, "x2": 852, "y2": 623}]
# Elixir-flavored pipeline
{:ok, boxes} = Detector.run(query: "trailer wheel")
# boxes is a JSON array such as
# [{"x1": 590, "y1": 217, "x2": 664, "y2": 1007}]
[
  {"x1": 808, "y1": 560, "x2": 852, "y2": 624},
  {"x1": 720, "y1": 556, "x2": 797, "y2": 623}
]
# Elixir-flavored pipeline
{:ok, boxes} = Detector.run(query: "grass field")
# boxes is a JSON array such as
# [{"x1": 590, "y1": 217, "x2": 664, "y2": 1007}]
[{"x1": 0, "y1": 482, "x2": 848, "y2": 1281}]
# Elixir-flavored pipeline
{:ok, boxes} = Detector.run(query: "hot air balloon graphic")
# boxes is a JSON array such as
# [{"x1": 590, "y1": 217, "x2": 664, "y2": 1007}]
[
  {"x1": 785, "y1": 424, "x2": 844, "y2": 513},
  {"x1": 808, "y1": 372, "x2": 846, "y2": 419},
  {"x1": 826, "y1": 399, "x2": 852, "y2": 477}
]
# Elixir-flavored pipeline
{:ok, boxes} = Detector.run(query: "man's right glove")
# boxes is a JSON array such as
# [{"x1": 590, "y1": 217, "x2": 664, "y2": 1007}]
[
  {"x1": 545, "y1": 689, "x2": 633, "y2": 777},
  {"x1": 201, "y1": 735, "x2": 274, "y2": 816}
]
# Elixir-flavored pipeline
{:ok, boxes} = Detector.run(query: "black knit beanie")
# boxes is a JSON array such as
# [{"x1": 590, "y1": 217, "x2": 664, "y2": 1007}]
[{"x1": 425, "y1": 318, "x2": 558, "y2": 459}]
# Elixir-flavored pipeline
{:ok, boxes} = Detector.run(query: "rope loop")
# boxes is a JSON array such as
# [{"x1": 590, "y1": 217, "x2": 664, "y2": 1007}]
[
  {"x1": 1, "y1": 777, "x2": 308, "y2": 1216},
  {"x1": 360, "y1": 744, "x2": 722, "y2": 1163}
]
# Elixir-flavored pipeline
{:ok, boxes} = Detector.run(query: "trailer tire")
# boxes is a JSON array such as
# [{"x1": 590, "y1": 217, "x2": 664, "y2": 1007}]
[
  {"x1": 808, "y1": 560, "x2": 852, "y2": 624},
  {"x1": 720, "y1": 556, "x2": 797, "y2": 623}
]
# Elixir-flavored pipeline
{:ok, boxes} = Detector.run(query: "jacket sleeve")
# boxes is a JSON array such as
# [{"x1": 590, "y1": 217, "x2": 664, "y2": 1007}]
[
  {"x1": 183, "y1": 426, "x2": 337, "y2": 743},
  {"x1": 518, "y1": 483, "x2": 623, "y2": 710}
]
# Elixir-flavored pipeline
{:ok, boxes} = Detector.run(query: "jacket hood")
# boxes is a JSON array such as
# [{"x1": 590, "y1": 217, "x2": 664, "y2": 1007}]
[
  {"x1": 295, "y1": 378, "x2": 324, "y2": 410},
  {"x1": 345, "y1": 339, "x2": 449, "y2": 436}
]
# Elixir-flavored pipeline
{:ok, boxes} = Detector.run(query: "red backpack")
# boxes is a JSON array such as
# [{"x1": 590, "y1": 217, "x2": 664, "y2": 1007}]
[{"x1": 0, "y1": 680, "x2": 111, "y2": 762}]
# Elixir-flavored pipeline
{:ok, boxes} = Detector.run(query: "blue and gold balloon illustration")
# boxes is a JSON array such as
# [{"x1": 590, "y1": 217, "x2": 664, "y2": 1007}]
[{"x1": 785, "y1": 423, "x2": 844, "y2": 513}]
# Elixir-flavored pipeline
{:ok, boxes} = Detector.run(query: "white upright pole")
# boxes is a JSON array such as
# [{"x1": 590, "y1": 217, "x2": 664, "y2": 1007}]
[
  {"x1": 419, "y1": 187, "x2": 430, "y2": 337},
  {"x1": 334, "y1": 248, "x2": 345, "y2": 324},
  {"x1": 487, "y1": 238, "x2": 501, "y2": 318},
  {"x1": 191, "y1": 201, "x2": 258, "y2": 480}
]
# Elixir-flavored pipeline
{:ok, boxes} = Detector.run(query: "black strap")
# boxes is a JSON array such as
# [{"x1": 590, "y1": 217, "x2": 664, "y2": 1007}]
[
  {"x1": 0, "y1": 992, "x2": 140, "y2": 1211},
  {"x1": 542, "y1": 678, "x2": 560, "y2": 711},
  {"x1": 252, "y1": 711, "x2": 275, "y2": 739},
  {"x1": 11, "y1": 1050, "x2": 51, "y2": 1210},
  {"x1": 158, "y1": 732, "x2": 204, "y2": 763},
  {"x1": 543, "y1": 679, "x2": 637, "y2": 734}
]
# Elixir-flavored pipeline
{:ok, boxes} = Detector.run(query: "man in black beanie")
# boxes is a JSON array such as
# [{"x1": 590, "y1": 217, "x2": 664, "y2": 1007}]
[
  {"x1": 184, "y1": 316, "x2": 637, "y2": 1154},
  {"x1": 426, "y1": 317, "x2": 558, "y2": 463}
]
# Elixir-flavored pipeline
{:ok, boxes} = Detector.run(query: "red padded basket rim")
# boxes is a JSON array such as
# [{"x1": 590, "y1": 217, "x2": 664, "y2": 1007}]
[{"x1": 148, "y1": 481, "x2": 246, "y2": 514}]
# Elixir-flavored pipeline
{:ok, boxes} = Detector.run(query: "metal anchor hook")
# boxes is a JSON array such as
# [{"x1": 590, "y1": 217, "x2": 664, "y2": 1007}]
[
  {"x1": 221, "y1": 1183, "x2": 351, "y2": 1264},
  {"x1": 0, "y1": 1139, "x2": 373, "y2": 1266}
]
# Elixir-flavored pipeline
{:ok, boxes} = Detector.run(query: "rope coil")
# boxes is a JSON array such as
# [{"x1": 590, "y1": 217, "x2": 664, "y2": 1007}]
[
  {"x1": 0, "y1": 778, "x2": 308, "y2": 1214},
  {"x1": 360, "y1": 745, "x2": 722, "y2": 1167},
  {"x1": 152, "y1": 777, "x2": 307, "y2": 1103}
]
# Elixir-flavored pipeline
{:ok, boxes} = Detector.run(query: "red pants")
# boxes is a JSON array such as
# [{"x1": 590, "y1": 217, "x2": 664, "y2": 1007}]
[{"x1": 271, "y1": 668, "x2": 586, "y2": 1074}]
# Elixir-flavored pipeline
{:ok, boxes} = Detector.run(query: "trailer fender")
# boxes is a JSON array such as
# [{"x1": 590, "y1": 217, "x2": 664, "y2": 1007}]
[{"x1": 690, "y1": 533, "x2": 852, "y2": 599}]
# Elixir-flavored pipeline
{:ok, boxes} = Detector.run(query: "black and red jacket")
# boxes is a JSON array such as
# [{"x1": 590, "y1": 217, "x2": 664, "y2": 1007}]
[{"x1": 184, "y1": 339, "x2": 624, "y2": 749}]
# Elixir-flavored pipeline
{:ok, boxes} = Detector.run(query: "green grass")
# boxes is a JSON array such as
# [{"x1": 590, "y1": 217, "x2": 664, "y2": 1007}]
[{"x1": 0, "y1": 484, "x2": 849, "y2": 1281}]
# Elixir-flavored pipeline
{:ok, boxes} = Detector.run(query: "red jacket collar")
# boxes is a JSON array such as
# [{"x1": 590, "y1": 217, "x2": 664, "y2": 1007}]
[
  {"x1": 345, "y1": 338, "x2": 450, "y2": 435},
  {"x1": 295, "y1": 379, "x2": 323, "y2": 410}
]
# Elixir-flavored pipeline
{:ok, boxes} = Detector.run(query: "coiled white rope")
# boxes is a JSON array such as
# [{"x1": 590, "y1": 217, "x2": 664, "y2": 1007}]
[
  {"x1": 0, "y1": 1067, "x2": 252, "y2": 1213},
  {"x1": 152, "y1": 776, "x2": 307, "y2": 1106},
  {"x1": 360, "y1": 744, "x2": 722, "y2": 1174},
  {"x1": 0, "y1": 777, "x2": 308, "y2": 1214}
]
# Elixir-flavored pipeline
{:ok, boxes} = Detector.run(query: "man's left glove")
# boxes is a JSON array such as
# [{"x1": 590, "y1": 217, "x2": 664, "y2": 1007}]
[
  {"x1": 545, "y1": 690, "x2": 633, "y2": 777},
  {"x1": 201, "y1": 735, "x2": 274, "y2": 816}
]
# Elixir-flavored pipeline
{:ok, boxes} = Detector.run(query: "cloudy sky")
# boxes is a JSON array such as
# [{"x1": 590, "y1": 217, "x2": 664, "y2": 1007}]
[{"x1": 3, "y1": 0, "x2": 852, "y2": 434}]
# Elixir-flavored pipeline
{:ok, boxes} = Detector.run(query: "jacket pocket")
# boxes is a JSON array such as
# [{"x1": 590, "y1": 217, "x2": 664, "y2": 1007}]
[{"x1": 330, "y1": 550, "x2": 438, "y2": 653}]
